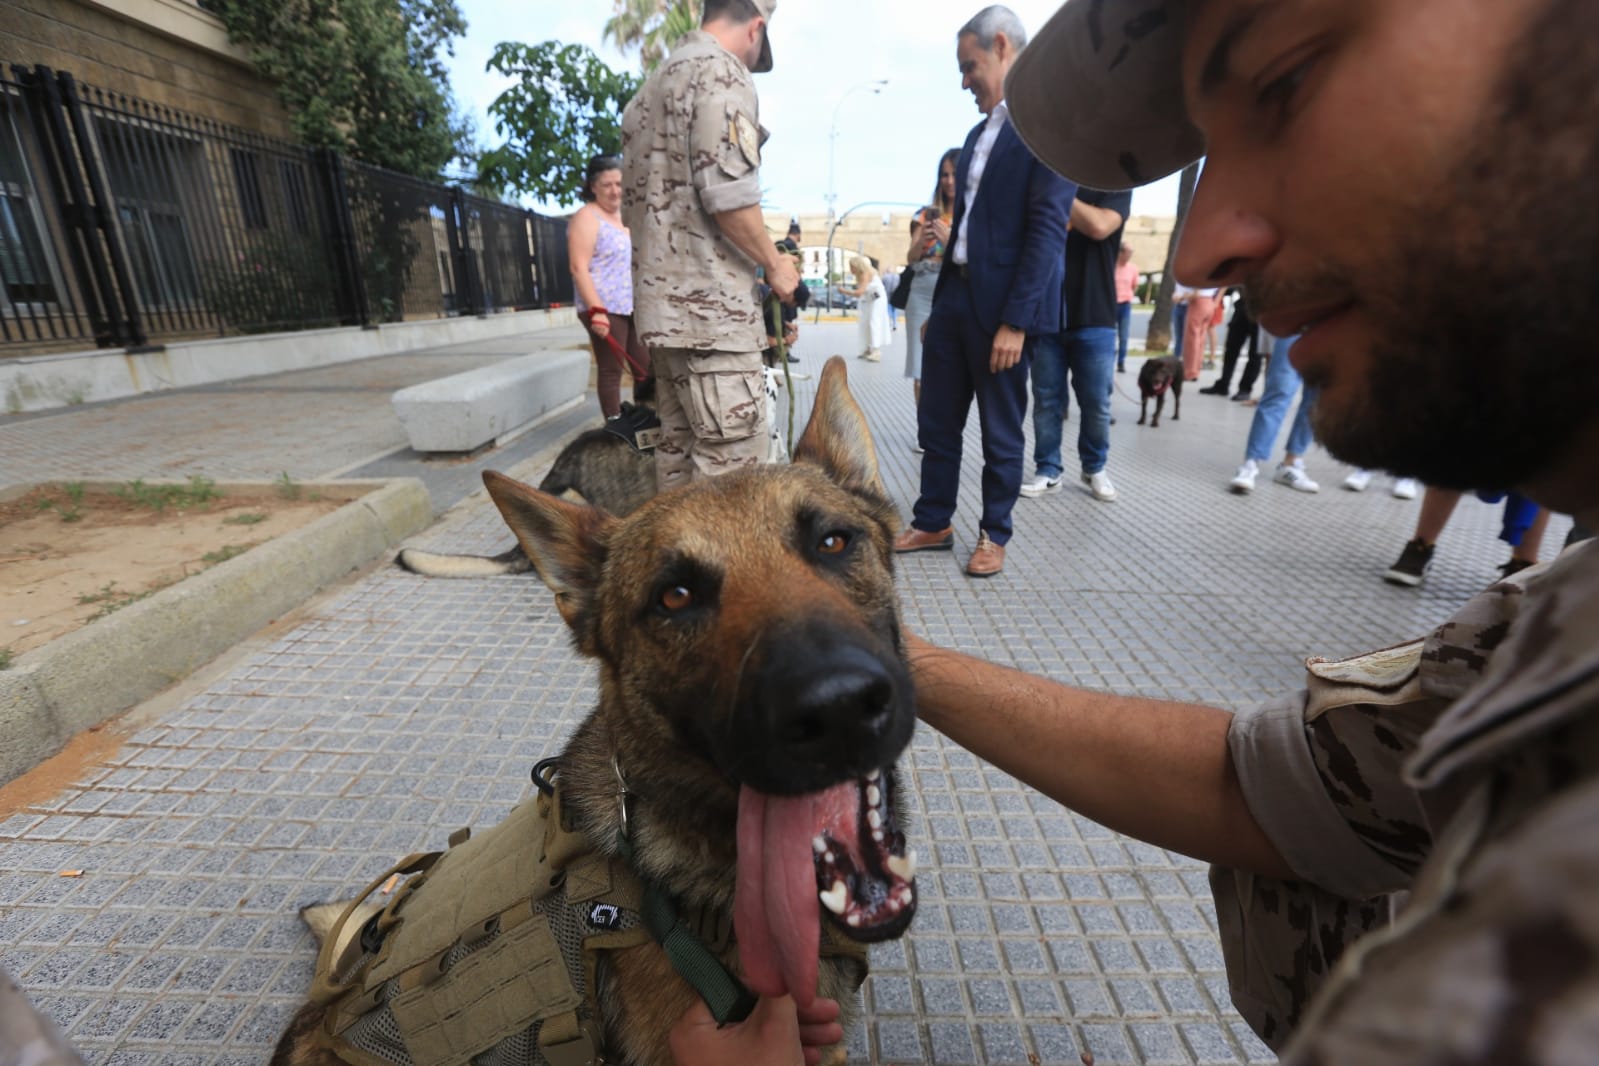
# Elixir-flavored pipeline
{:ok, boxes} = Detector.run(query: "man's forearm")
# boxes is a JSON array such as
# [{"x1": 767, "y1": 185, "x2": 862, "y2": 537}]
[
  {"x1": 714, "y1": 204, "x2": 781, "y2": 274},
  {"x1": 1070, "y1": 199, "x2": 1124, "y2": 240},
  {"x1": 907, "y1": 634, "x2": 1295, "y2": 879}
]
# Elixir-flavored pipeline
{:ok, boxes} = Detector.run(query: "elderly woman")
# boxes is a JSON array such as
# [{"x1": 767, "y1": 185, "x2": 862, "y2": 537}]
[
  {"x1": 841, "y1": 256, "x2": 890, "y2": 362},
  {"x1": 568, "y1": 154, "x2": 650, "y2": 419}
]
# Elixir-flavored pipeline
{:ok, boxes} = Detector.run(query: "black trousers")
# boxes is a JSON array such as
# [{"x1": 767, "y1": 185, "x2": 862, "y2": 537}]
[{"x1": 1216, "y1": 304, "x2": 1261, "y2": 393}]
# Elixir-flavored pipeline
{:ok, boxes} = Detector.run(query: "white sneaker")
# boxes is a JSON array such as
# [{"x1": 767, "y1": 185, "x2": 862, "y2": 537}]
[
  {"x1": 1392, "y1": 477, "x2": 1418, "y2": 500},
  {"x1": 1274, "y1": 461, "x2": 1321, "y2": 493},
  {"x1": 1342, "y1": 469, "x2": 1373, "y2": 492},
  {"x1": 1229, "y1": 460, "x2": 1259, "y2": 495},
  {"x1": 1082, "y1": 470, "x2": 1117, "y2": 502},
  {"x1": 1019, "y1": 474, "x2": 1062, "y2": 498}
]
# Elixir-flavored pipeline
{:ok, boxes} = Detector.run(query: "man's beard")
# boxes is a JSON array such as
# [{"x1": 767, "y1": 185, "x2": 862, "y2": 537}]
[{"x1": 1276, "y1": 0, "x2": 1599, "y2": 492}]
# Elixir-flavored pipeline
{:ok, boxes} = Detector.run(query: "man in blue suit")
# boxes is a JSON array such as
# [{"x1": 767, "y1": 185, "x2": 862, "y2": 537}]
[{"x1": 892, "y1": 4, "x2": 1076, "y2": 578}]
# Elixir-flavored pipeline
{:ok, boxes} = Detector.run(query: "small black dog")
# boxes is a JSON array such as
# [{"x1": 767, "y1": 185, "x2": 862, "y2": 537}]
[{"x1": 1137, "y1": 356, "x2": 1184, "y2": 428}]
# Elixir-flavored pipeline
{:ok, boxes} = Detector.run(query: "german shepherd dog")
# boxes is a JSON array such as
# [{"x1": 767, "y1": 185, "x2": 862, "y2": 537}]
[
  {"x1": 398, "y1": 369, "x2": 792, "y2": 578},
  {"x1": 1137, "y1": 354, "x2": 1184, "y2": 428},
  {"x1": 272, "y1": 358, "x2": 918, "y2": 1066}
]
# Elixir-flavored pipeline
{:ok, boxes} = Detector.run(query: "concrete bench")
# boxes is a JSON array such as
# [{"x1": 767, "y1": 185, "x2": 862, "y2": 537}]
[{"x1": 392, "y1": 350, "x2": 591, "y2": 453}]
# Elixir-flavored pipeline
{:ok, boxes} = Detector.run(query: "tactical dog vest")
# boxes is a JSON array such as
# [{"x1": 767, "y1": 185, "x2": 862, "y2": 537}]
[
  {"x1": 306, "y1": 773, "x2": 867, "y2": 1066},
  {"x1": 600, "y1": 403, "x2": 662, "y2": 453}
]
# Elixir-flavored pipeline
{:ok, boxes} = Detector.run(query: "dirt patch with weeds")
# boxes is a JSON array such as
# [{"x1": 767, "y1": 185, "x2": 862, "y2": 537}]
[{"x1": 1, "y1": 481, "x2": 343, "y2": 658}]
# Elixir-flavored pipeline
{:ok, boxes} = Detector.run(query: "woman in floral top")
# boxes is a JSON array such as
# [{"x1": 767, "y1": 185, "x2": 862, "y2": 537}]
[{"x1": 568, "y1": 155, "x2": 651, "y2": 419}]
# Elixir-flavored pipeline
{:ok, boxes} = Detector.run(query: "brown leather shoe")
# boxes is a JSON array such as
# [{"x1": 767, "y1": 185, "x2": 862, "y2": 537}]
[
  {"x1": 965, "y1": 531, "x2": 1005, "y2": 577},
  {"x1": 892, "y1": 526, "x2": 954, "y2": 553}
]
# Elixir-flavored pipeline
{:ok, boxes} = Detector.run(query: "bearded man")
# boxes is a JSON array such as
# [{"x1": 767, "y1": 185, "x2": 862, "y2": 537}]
[{"x1": 670, "y1": 0, "x2": 1599, "y2": 1063}]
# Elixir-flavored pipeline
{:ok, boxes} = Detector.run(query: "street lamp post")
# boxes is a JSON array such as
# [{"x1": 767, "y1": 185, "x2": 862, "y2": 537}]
[{"x1": 825, "y1": 80, "x2": 889, "y2": 306}]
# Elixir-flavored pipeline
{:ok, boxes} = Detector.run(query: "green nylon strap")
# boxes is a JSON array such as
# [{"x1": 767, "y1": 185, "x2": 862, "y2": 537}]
[{"x1": 617, "y1": 836, "x2": 757, "y2": 1027}]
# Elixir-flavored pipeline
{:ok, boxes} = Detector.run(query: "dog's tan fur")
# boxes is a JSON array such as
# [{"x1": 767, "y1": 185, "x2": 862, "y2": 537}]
[{"x1": 272, "y1": 358, "x2": 910, "y2": 1066}]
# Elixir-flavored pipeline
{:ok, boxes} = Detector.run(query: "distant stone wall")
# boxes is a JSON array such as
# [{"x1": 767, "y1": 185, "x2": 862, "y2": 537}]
[
  {"x1": 0, "y1": 0, "x2": 293, "y2": 137},
  {"x1": 765, "y1": 210, "x2": 1176, "y2": 287}
]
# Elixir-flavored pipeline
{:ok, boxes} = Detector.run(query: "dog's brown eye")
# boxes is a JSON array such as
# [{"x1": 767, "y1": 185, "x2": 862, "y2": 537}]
[
  {"x1": 660, "y1": 586, "x2": 694, "y2": 611},
  {"x1": 818, "y1": 531, "x2": 850, "y2": 555}
]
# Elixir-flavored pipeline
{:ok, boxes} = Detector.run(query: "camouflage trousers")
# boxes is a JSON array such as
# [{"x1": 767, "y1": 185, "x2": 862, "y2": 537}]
[{"x1": 651, "y1": 347, "x2": 770, "y2": 489}]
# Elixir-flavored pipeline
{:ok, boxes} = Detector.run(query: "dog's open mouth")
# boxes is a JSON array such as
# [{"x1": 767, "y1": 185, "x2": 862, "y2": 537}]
[{"x1": 734, "y1": 770, "x2": 917, "y2": 1006}]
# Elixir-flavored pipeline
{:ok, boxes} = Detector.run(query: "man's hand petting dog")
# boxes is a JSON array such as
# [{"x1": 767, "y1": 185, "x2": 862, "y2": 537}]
[{"x1": 670, "y1": 995, "x2": 843, "y2": 1066}]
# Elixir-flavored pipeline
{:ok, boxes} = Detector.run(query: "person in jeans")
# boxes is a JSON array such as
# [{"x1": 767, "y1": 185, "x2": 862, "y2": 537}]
[
  {"x1": 1228, "y1": 333, "x2": 1321, "y2": 494},
  {"x1": 1113, "y1": 244, "x2": 1138, "y2": 372},
  {"x1": 903, "y1": 148, "x2": 961, "y2": 432},
  {"x1": 1022, "y1": 186, "x2": 1133, "y2": 504},
  {"x1": 891, "y1": 4, "x2": 1075, "y2": 579}
]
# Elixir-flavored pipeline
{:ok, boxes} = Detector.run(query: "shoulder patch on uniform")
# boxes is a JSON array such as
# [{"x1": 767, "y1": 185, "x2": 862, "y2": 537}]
[
  {"x1": 1304, "y1": 640, "x2": 1427, "y2": 720},
  {"x1": 734, "y1": 112, "x2": 761, "y2": 167},
  {"x1": 588, "y1": 902, "x2": 624, "y2": 930}
]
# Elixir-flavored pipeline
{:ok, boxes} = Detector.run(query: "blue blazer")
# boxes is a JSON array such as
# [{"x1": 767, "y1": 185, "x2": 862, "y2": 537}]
[{"x1": 934, "y1": 116, "x2": 1076, "y2": 337}]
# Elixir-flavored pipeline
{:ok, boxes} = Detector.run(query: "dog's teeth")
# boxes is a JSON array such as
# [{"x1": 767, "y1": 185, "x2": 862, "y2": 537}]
[
  {"x1": 872, "y1": 830, "x2": 884, "y2": 844},
  {"x1": 866, "y1": 784, "x2": 881, "y2": 807},
  {"x1": 866, "y1": 809, "x2": 882, "y2": 830},
  {"x1": 819, "y1": 881, "x2": 849, "y2": 915},
  {"x1": 813, "y1": 836, "x2": 827, "y2": 854},
  {"x1": 846, "y1": 912, "x2": 862, "y2": 927},
  {"x1": 866, "y1": 769, "x2": 880, "y2": 783},
  {"x1": 886, "y1": 851, "x2": 917, "y2": 882},
  {"x1": 895, "y1": 884, "x2": 914, "y2": 903}
]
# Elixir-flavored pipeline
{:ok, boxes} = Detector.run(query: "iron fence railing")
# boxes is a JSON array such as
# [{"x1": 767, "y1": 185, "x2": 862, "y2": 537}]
[{"x1": 0, "y1": 63, "x2": 568, "y2": 352}]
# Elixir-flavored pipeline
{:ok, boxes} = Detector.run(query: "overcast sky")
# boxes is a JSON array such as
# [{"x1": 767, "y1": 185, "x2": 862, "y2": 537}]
[{"x1": 445, "y1": 0, "x2": 1183, "y2": 219}]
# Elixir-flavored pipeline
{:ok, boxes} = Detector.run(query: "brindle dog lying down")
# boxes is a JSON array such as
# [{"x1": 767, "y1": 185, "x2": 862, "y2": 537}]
[{"x1": 273, "y1": 357, "x2": 918, "y2": 1066}]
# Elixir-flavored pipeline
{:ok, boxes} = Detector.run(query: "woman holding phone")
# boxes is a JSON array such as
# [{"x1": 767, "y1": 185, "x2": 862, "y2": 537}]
[{"x1": 902, "y1": 149, "x2": 959, "y2": 443}]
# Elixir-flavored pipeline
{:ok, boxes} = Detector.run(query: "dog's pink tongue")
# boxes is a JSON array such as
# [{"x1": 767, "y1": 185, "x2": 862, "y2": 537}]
[{"x1": 735, "y1": 783, "x2": 852, "y2": 1008}]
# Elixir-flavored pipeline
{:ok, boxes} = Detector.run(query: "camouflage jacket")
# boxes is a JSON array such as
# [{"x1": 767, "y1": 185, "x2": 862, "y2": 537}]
[
  {"x1": 1, "y1": 966, "x2": 84, "y2": 1065},
  {"x1": 1214, "y1": 538, "x2": 1599, "y2": 1062},
  {"x1": 621, "y1": 31, "x2": 767, "y2": 354}
]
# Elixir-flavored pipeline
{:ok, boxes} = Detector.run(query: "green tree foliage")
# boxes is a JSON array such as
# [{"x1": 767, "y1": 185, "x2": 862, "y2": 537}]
[
  {"x1": 604, "y1": 0, "x2": 700, "y2": 72},
  {"x1": 207, "y1": 0, "x2": 471, "y2": 179},
  {"x1": 476, "y1": 42, "x2": 640, "y2": 207}
]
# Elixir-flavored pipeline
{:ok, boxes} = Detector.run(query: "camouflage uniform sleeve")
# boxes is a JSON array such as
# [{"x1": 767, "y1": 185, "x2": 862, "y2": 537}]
[
  {"x1": 1281, "y1": 773, "x2": 1599, "y2": 1065},
  {"x1": 1, "y1": 966, "x2": 86, "y2": 1064},
  {"x1": 688, "y1": 55, "x2": 762, "y2": 215},
  {"x1": 1212, "y1": 642, "x2": 1448, "y2": 1049}
]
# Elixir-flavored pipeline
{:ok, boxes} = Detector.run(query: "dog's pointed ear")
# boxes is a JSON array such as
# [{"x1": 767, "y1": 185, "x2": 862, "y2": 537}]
[
  {"x1": 793, "y1": 356, "x2": 885, "y2": 497},
  {"x1": 482, "y1": 470, "x2": 613, "y2": 640}
]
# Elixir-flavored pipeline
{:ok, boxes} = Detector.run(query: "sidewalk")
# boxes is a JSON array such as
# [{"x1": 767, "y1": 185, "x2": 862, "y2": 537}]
[{"x1": 0, "y1": 322, "x2": 1569, "y2": 1065}]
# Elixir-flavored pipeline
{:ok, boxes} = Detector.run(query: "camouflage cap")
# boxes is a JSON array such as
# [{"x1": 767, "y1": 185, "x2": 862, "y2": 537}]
[
  {"x1": 1005, "y1": 0, "x2": 1204, "y2": 191},
  {"x1": 752, "y1": 0, "x2": 777, "y2": 73}
]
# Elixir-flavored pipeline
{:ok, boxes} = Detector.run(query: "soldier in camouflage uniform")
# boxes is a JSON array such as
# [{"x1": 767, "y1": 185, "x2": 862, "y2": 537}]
[
  {"x1": 620, "y1": 0, "x2": 799, "y2": 491},
  {"x1": 673, "y1": 0, "x2": 1599, "y2": 1062},
  {"x1": 1, "y1": 966, "x2": 84, "y2": 1065}
]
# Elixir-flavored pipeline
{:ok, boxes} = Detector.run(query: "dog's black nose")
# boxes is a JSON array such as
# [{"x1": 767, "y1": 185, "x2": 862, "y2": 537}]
[
  {"x1": 733, "y1": 625, "x2": 914, "y2": 794},
  {"x1": 776, "y1": 648, "x2": 896, "y2": 752}
]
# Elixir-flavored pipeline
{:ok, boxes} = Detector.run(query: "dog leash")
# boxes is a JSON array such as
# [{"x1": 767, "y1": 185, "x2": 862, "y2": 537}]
[
  {"x1": 768, "y1": 296, "x2": 797, "y2": 456},
  {"x1": 579, "y1": 307, "x2": 651, "y2": 382}
]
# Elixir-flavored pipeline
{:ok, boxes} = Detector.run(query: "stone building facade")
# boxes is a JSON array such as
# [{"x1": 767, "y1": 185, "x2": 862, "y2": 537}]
[
  {"x1": 766, "y1": 209, "x2": 1176, "y2": 294},
  {"x1": 1, "y1": 0, "x2": 291, "y2": 135}
]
